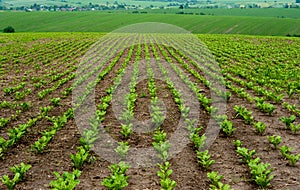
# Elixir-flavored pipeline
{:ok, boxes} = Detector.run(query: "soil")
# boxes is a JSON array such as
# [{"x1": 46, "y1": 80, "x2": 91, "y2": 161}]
[{"x1": 0, "y1": 35, "x2": 299, "y2": 190}]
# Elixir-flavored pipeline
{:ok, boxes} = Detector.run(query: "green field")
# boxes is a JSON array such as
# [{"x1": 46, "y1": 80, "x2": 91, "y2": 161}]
[
  {"x1": 1, "y1": 0, "x2": 294, "y2": 8},
  {"x1": 143, "y1": 8, "x2": 300, "y2": 18},
  {"x1": 0, "y1": 31, "x2": 299, "y2": 190},
  {"x1": 1, "y1": 11, "x2": 300, "y2": 36}
]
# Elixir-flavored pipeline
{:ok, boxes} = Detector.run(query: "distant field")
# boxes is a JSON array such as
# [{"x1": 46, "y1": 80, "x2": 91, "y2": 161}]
[
  {"x1": 1, "y1": 0, "x2": 294, "y2": 8},
  {"x1": 143, "y1": 8, "x2": 300, "y2": 18},
  {"x1": 1, "y1": 11, "x2": 300, "y2": 36}
]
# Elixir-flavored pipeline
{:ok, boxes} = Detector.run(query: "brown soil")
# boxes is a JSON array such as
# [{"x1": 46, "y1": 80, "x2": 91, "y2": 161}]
[{"x1": 0, "y1": 34, "x2": 299, "y2": 190}]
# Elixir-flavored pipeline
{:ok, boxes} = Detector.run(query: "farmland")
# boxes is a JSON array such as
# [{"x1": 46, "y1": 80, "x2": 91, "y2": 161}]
[
  {"x1": 0, "y1": 30, "x2": 299, "y2": 189},
  {"x1": 1, "y1": 11, "x2": 300, "y2": 36}
]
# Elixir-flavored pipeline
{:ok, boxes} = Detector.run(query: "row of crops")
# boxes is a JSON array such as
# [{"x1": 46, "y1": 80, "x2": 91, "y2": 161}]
[{"x1": 0, "y1": 32, "x2": 299, "y2": 189}]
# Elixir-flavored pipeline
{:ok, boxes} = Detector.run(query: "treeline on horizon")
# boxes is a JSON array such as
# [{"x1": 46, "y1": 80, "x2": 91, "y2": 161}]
[{"x1": 1, "y1": 0, "x2": 300, "y2": 11}]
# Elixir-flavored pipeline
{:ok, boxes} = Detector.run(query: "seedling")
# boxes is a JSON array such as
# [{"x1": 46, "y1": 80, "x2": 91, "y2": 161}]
[
  {"x1": 102, "y1": 162, "x2": 130, "y2": 190},
  {"x1": 31, "y1": 135, "x2": 53, "y2": 154},
  {"x1": 207, "y1": 171, "x2": 223, "y2": 187},
  {"x1": 279, "y1": 115, "x2": 296, "y2": 128},
  {"x1": 115, "y1": 141, "x2": 130, "y2": 159},
  {"x1": 50, "y1": 169, "x2": 81, "y2": 190},
  {"x1": 234, "y1": 105, "x2": 254, "y2": 124},
  {"x1": 120, "y1": 123, "x2": 133, "y2": 139},
  {"x1": 153, "y1": 141, "x2": 171, "y2": 162},
  {"x1": 1, "y1": 162, "x2": 31, "y2": 190},
  {"x1": 280, "y1": 145, "x2": 292, "y2": 159},
  {"x1": 190, "y1": 131, "x2": 206, "y2": 150},
  {"x1": 157, "y1": 162, "x2": 176, "y2": 190},
  {"x1": 153, "y1": 130, "x2": 167, "y2": 143},
  {"x1": 267, "y1": 135, "x2": 282, "y2": 149},
  {"x1": 286, "y1": 153, "x2": 300, "y2": 166},
  {"x1": 196, "y1": 150, "x2": 215, "y2": 170},
  {"x1": 254, "y1": 121, "x2": 267, "y2": 135},
  {"x1": 9, "y1": 162, "x2": 32, "y2": 180},
  {"x1": 220, "y1": 119, "x2": 236, "y2": 136},
  {"x1": 70, "y1": 146, "x2": 89, "y2": 169},
  {"x1": 0, "y1": 117, "x2": 10, "y2": 128},
  {"x1": 289, "y1": 123, "x2": 300, "y2": 134},
  {"x1": 207, "y1": 171, "x2": 232, "y2": 190},
  {"x1": 51, "y1": 97, "x2": 61, "y2": 106},
  {"x1": 1, "y1": 173, "x2": 20, "y2": 190},
  {"x1": 236, "y1": 147, "x2": 256, "y2": 163},
  {"x1": 248, "y1": 158, "x2": 274, "y2": 188},
  {"x1": 233, "y1": 140, "x2": 243, "y2": 149}
]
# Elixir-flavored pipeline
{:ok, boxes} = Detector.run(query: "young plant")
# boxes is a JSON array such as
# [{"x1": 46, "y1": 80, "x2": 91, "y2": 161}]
[
  {"x1": 286, "y1": 153, "x2": 300, "y2": 166},
  {"x1": 233, "y1": 140, "x2": 243, "y2": 149},
  {"x1": 115, "y1": 141, "x2": 130, "y2": 159},
  {"x1": 254, "y1": 121, "x2": 267, "y2": 135},
  {"x1": 19, "y1": 102, "x2": 31, "y2": 110},
  {"x1": 234, "y1": 105, "x2": 254, "y2": 124},
  {"x1": 190, "y1": 128, "x2": 206, "y2": 150},
  {"x1": 236, "y1": 147, "x2": 256, "y2": 163},
  {"x1": 8, "y1": 125, "x2": 27, "y2": 144},
  {"x1": 207, "y1": 171, "x2": 223, "y2": 188},
  {"x1": 51, "y1": 97, "x2": 61, "y2": 106},
  {"x1": 207, "y1": 171, "x2": 232, "y2": 190},
  {"x1": 289, "y1": 123, "x2": 300, "y2": 134},
  {"x1": 153, "y1": 129, "x2": 167, "y2": 143},
  {"x1": 0, "y1": 117, "x2": 10, "y2": 128},
  {"x1": 120, "y1": 123, "x2": 133, "y2": 139},
  {"x1": 9, "y1": 162, "x2": 32, "y2": 180},
  {"x1": 157, "y1": 161, "x2": 176, "y2": 190},
  {"x1": 248, "y1": 158, "x2": 274, "y2": 189},
  {"x1": 1, "y1": 162, "x2": 31, "y2": 190},
  {"x1": 102, "y1": 162, "x2": 130, "y2": 190},
  {"x1": 50, "y1": 169, "x2": 81, "y2": 190},
  {"x1": 196, "y1": 150, "x2": 215, "y2": 170},
  {"x1": 1, "y1": 173, "x2": 20, "y2": 190},
  {"x1": 267, "y1": 135, "x2": 282, "y2": 149},
  {"x1": 256, "y1": 102, "x2": 276, "y2": 115},
  {"x1": 80, "y1": 129, "x2": 98, "y2": 149},
  {"x1": 153, "y1": 141, "x2": 171, "y2": 162},
  {"x1": 280, "y1": 145, "x2": 292, "y2": 159},
  {"x1": 31, "y1": 133, "x2": 54, "y2": 154},
  {"x1": 220, "y1": 119, "x2": 236, "y2": 136},
  {"x1": 279, "y1": 115, "x2": 296, "y2": 129},
  {"x1": 70, "y1": 146, "x2": 89, "y2": 169}
]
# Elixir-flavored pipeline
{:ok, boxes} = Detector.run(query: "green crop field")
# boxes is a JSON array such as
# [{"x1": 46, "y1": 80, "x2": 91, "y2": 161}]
[
  {"x1": 144, "y1": 8, "x2": 300, "y2": 18},
  {"x1": 0, "y1": 4, "x2": 300, "y2": 190},
  {"x1": 0, "y1": 31, "x2": 299, "y2": 190},
  {"x1": 1, "y1": 11, "x2": 300, "y2": 36}
]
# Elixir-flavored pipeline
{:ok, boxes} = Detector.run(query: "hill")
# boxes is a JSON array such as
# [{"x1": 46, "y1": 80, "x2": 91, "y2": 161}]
[{"x1": 1, "y1": 11, "x2": 300, "y2": 36}]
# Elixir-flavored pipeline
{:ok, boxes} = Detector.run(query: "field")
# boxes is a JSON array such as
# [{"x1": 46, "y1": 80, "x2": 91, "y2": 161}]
[
  {"x1": 1, "y1": 12, "x2": 300, "y2": 36},
  {"x1": 143, "y1": 8, "x2": 300, "y2": 18},
  {"x1": 0, "y1": 0, "x2": 294, "y2": 8},
  {"x1": 0, "y1": 31, "x2": 299, "y2": 189}
]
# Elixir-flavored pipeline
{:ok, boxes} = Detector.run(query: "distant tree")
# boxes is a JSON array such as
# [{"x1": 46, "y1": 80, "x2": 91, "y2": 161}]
[
  {"x1": 296, "y1": 0, "x2": 300, "y2": 3},
  {"x1": 179, "y1": 5, "x2": 184, "y2": 9},
  {"x1": 3, "y1": 26, "x2": 15, "y2": 33}
]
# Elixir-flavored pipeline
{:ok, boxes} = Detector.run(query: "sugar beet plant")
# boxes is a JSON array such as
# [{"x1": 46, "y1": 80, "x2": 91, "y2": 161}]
[
  {"x1": 267, "y1": 135, "x2": 282, "y2": 149},
  {"x1": 157, "y1": 161, "x2": 177, "y2": 190},
  {"x1": 234, "y1": 105, "x2": 254, "y2": 125},
  {"x1": 219, "y1": 118, "x2": 236, "y2": 137},
  {"x1": 207, "y1": 171, "x2": 233, "y2": 190},
  {"x1": 280, "y1": 145, "x2": 300, "y2": 166},
  {"x1": 1, "y1": 162, "x2": 31, "y2": 190},
  {"x1": 254, "y1": 97, "x2": 276, "y2": 115},
  {"x1": 50, "y1": 169, "x2": 81, "y2": 190},
  {"x1": 236, "y1": 144, "x2": 274, "y2": 188},
  {"x1": 279, "y1": 115, "x2": 300, "y2": 134},
  {"x1": 102, "y1": 162, "x2": 130, "y2": 190}
]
